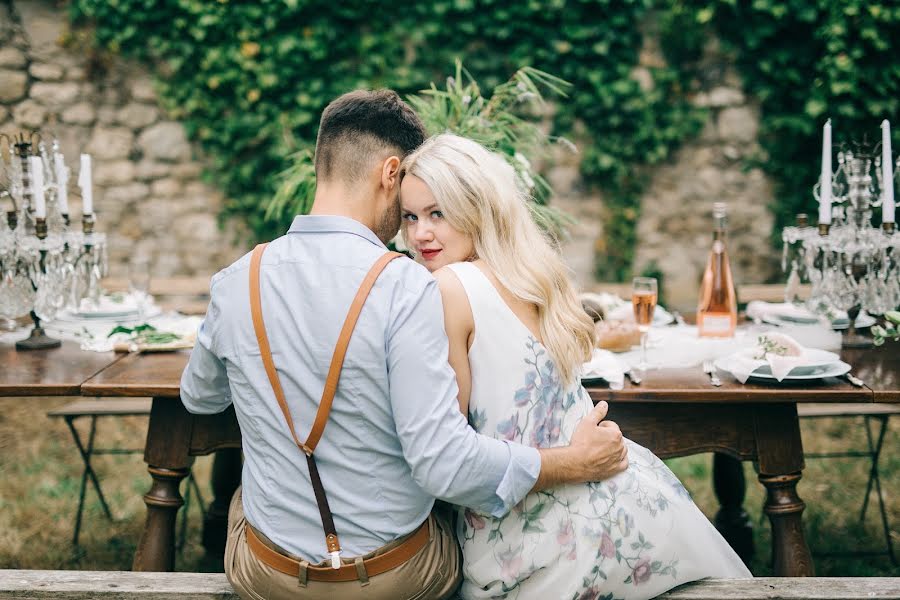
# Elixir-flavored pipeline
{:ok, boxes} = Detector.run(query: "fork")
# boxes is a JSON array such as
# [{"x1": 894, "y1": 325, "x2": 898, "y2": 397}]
[{"x1": 703, "y1": 360, "x2": 722, "y2": 386}]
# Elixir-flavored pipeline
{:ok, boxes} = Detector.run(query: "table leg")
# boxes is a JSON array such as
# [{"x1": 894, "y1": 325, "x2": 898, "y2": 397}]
[
  {"x1": 713, "y1": 453, "x2": 754, "y2": 564},
  {"x1": 755, "y1": 403, "x2": 814, "y2": 576},
  {"x1": 133, "y1": 397, "x2": 193, "y2": 572},
  {"x1": 759, "y1": 471, "x2": 812, "y2": 576},
  {"x1": 202, "y1": 447, "x2": 242, "y2": 556}
]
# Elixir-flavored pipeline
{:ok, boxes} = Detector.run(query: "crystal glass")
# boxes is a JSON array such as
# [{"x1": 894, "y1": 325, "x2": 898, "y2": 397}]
[
  {"x1": 632, "y1": 277, "x2": 658, "y2": 371},
  {"x1": 129, "y1": 255, "x2": 152, "y2": 323}
]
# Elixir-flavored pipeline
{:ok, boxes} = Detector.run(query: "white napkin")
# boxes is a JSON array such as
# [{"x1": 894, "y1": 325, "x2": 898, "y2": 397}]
[
  {"x1": 723, "y1": 333, "x2": 811, "y2": 383},
  {"x1": 745, "y1": 301, "x2": 821, "y2": 323},
  {"x1": 581, "y1": 348, "x2": 626, "y2": 390}
]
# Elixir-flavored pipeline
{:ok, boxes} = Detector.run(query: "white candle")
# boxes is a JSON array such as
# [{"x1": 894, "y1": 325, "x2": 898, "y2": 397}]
[
  {"x1": 29, "y1": 156, "x2": 46, "y2": 219},
  {"x1": 882, "y1": 120, "x2": 895, "y2": 224},
  {"x1": 78, "y1": 153, "x2": 93, "y2": 215},
  {"x1": 54, "y1": 152, "x2": 69, "y2": 215},
  {"x1": 819, "y1": 119, "x2": 832, "y2": 225}
]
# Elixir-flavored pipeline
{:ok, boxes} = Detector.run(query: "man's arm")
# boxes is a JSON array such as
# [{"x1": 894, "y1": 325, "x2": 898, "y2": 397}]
[{"x1": 180, "y1": 291, "x2": 233, "y2": 415}]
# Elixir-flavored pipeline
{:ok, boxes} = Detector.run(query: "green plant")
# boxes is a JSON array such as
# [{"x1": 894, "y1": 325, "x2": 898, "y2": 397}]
[
  {"x1": 872, "y1": 310, "x2": 900, "y2": 346},
  {"x1": 68, "y1": 0, "x2": 705, "y2": 279}
]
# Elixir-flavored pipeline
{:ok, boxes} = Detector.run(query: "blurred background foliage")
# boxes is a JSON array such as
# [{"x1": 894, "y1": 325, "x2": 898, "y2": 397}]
[{"x1": 69, "y1": 0, "x2": 900, "y2": 281}]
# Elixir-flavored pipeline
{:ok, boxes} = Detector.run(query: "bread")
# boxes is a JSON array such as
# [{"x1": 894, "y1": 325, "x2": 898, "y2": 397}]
[{"x1": 594, "y1": 319, "x2": 641, "y2": 352}]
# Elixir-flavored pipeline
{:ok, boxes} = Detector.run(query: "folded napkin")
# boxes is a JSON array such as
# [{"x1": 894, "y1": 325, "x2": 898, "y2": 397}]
[
  {"x1": 581, "y1": 348, "x2": 626, "y2": 390},
  {"x1": 724, "y1": 332, "x2": 812, "y2": 383},
  {"x1": 745, "y1": 301, "x2": 822, "y2": 323}
]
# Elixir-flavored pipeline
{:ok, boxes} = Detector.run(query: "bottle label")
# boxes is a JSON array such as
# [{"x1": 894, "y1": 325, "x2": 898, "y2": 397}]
[{"x1": 699, "y1": 314, "x2": 733, "y2": 335}]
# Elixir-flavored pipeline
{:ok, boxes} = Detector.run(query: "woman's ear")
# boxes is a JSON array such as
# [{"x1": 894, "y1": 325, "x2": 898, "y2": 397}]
[{"x1": 381, "y1": 156, "x2": 401, "y2": 191}]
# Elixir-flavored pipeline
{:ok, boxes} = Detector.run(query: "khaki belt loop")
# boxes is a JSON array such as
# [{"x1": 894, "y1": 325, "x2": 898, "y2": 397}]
[
  {"x1": 354, "y1": 556, "x2": 369, "y2": 586},
  {"x1": 297, "y1": 559, "x2": 309, "y2": 587}
]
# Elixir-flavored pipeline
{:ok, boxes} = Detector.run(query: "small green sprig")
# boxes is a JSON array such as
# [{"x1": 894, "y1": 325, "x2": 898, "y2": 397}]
[
  {"x1": 872, "y1": 311, "x2": 900, "y2": 346},
  {"x1": 754, "y1": 335, "x2": 788, "y2": 360}
]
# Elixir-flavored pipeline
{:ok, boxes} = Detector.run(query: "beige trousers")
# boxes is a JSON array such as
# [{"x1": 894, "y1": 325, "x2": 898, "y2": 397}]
[{"x1": 225, "y1": 488, "x2": 461, "y2": 600}]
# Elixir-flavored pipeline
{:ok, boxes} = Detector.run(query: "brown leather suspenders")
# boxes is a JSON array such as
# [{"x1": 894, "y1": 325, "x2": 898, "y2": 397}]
[{"x1": 249, "y1": 243, "x2": 402, "y2": 568}]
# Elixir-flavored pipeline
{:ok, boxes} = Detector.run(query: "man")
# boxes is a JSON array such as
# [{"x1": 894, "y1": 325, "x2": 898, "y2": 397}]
[{"x1": 180, "y1": 89, "x2": 628, "y2": 600}]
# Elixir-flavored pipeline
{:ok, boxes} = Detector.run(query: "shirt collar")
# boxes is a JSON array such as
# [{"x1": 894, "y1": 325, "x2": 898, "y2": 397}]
[{"x1": 287, "y1": 215, "x2": 387, "y2": 249}]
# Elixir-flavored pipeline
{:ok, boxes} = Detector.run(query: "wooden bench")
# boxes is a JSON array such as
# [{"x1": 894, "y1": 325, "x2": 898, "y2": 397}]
[{"x1": 1, "y1": 571, "x2": 898, "y2": 599}]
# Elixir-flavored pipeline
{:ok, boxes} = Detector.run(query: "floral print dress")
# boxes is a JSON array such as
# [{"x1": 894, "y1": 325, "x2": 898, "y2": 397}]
[{"x1": 446, "y1": 262, "x2": 751, "y2": 600}]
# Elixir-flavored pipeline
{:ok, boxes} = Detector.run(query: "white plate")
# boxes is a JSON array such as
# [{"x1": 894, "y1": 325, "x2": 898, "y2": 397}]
[
  {"x1": 54, "y1": 305, "x2": 162, "y2": 324},
  {"x1": 830, "y1": 313, "x2": 876, "y2": 330},
  {"x1": 731, "y1": 347, "x2": 842, "y2": 376},
  {"x1": 715, "y1": 357, "x2": 851, "y2": 381}
]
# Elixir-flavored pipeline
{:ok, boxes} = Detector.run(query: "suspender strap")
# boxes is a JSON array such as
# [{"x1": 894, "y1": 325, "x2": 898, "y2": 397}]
[{"x1": 249, "y1": 243, "x2": 402, "y2": 567}]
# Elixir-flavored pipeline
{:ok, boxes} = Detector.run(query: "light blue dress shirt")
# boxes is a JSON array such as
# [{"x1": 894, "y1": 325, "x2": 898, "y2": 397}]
[{"x1": 180, "y1": 215, "x2": 541, "y2": 563}]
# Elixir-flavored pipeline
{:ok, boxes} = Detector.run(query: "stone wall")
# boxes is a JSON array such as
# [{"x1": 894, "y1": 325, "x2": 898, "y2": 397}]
[
  {"x1": 1, "y1": 0, "x2": 782, "y2": 301},
  {"x1": 0, "y1": 0, "x2": 246, "y2": 279},
  {"x1": 553, "y1": 36, "x2": 781, "y2": 311}
]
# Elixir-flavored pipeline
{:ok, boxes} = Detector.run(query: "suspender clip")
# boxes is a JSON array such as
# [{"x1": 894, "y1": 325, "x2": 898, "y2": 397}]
[{"x1": 330, "y1": 550, "x2": 342, "y2": 569}]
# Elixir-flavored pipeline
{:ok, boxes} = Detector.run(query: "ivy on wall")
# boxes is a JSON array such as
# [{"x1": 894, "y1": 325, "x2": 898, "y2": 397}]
[
  {"x1": 69, "y1": 0, "x2": 704, "y2": 281},
  {"x1": 673, "y1": 0, "x2": 900, "y2": 241}
]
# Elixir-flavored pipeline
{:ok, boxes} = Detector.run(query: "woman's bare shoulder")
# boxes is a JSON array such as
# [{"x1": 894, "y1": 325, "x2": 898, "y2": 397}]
[{"x1": 433, "y1": 266, "x2": 474, "y2": 329}]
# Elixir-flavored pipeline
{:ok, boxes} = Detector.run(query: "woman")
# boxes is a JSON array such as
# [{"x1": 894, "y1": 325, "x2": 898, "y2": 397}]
[{"x1": 399, "y1": 134, "x2": 751, "y2": 600}]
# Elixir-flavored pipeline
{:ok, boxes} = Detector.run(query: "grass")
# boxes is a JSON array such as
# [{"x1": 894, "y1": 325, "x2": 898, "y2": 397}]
[{"x1": 0, "y1": 396, "x2": 897, "y2": 576}]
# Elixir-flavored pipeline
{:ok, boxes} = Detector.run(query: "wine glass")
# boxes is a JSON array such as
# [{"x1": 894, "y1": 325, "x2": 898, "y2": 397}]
[
  {"x1": 632, "y1": 277, "x2": 658, "y2": 371},
  {"x1": 128, "y1": 255, "x2": 152, "y2": 323}
]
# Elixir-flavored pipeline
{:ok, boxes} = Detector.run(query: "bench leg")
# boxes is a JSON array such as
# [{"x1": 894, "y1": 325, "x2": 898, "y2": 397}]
[
  {"x1": 66, "y1": 416, "x2": 114, "y2": 546},
  {"x1": 712, "y1": 453, "x2": 754, "y2": 565}
]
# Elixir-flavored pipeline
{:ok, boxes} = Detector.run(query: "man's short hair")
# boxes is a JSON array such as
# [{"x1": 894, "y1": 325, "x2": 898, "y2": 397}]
[{"x1": 314, "y1": 89, "x2": 427, "y2": 184}]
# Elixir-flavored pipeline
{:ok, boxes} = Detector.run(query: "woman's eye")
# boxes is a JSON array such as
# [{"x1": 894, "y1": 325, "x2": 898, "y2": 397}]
[
  {"x1": 402, "y1": 213, "x2": 417, "y2": 222},
  {"x1": 431, "y1": 210, "x2": 444, "y2": 219}
]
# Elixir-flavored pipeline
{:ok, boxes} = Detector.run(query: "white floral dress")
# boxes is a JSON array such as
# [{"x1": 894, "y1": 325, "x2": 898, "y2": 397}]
[{"x1": 447, "y1": 262, "x2": 751, "y2": 600}]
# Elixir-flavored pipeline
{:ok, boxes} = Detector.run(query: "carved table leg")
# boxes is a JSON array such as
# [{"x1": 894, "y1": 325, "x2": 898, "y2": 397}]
[
  {"x1": 755, "y1": 403, "x2": 814, "y2": 576},
  {"x1": 713, "y1": 453, "x2": 754, "y2": 564},
  {"x1": 133, "y1": 397, "x2": 193, "y2": 572},
  {"x1": 133, "y1": 466, "x2": 190, "y2": 571},
  {"x1": 202, "y1": 447, "x2": 242, "y2": 556},
  {"x1": 759, "y1": 472, "x2": 813, "y2": 576}
]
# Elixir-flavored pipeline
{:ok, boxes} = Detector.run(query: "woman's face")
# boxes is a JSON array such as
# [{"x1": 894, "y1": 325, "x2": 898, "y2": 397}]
[{"x1": 400, "y1": 174, "x2": 475, "y2": 272}]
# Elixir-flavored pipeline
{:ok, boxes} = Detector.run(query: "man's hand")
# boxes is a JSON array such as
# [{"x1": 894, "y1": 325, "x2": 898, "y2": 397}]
[{"x1": 532, "y1": 401, "x2": 628, "y2": 491}]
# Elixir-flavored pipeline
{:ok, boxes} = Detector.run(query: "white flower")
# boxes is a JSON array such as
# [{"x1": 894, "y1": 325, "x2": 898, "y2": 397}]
[{"x1": 461, "y1": 94, "x2": 471, "y2": 106}]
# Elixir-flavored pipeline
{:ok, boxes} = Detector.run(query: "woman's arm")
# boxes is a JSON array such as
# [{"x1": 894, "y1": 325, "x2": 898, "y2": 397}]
[{"x1": 433, "y1": 267, "x2": 475, "y2": 415}]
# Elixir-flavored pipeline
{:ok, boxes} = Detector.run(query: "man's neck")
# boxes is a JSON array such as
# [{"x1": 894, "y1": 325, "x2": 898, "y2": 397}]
[{"x1": 309, "y1": 181, "x2": 376, "y2": 231}]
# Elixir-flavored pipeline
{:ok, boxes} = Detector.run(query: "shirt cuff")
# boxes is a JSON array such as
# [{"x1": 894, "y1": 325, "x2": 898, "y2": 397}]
[{"x1": 488, "y1": 443, "x2": 541, "y2": 518}]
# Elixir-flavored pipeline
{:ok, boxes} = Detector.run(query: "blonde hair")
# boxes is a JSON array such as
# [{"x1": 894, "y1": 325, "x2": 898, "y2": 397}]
[{"x1": 401, "y1": 133, "x2": 594, "y2": 385}]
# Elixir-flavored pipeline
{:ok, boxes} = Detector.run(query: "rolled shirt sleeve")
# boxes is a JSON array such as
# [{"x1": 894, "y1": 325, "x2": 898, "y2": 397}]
[{"x1": 386, "y1": 277, "x2": 540, "y2": 518}]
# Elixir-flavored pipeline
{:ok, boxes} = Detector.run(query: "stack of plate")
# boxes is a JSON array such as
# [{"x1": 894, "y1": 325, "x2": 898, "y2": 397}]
[
  {"x1": 714, "y1": 347, "x2": 851, "y2": 382},
  {"x1": 762, "y1": 311, "x2": 875, "y2": 330}
]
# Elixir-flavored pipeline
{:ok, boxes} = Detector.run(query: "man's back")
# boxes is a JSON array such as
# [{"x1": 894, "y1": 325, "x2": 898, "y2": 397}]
[{"x1": 184, "y1": 215, "x2": 444, "y2": 561}]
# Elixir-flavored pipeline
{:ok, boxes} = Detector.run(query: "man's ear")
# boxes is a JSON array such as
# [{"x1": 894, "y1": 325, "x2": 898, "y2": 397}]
[{"x1": 381, "y1": 156, "x2": 401, "y2": 191}]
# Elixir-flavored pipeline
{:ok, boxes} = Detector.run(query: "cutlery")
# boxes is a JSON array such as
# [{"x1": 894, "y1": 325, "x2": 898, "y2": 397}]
[
  {"x1": 702, "y1": 360, "x2": 722, "y2": 386},
  {"x1": 625, "y1": 369, "x2": 642, "y2": 385},
  {"x1": 843, "y1": 372, "x2": 865, "y2": 387}
]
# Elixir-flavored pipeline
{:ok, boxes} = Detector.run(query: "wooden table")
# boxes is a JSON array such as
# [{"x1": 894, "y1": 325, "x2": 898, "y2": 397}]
[{"x1": 6, "y1": 338, "x2": 897, "y2": 575}]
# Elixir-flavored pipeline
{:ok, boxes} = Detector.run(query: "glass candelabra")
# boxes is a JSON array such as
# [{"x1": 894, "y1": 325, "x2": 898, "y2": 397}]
[
  {"x1": 0, "y1": 132, "x2": 107, "y2": 350},
  {"x1": 782, "y1": 142, "x2": 899, "y2": 348}
]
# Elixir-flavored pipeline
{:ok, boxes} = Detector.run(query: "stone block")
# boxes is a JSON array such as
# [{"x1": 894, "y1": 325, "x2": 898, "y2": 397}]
[
  {"x1": 171, "y1": 162, "x2": 203, "y2": 179},
  {"x1": 30, "y1": 81, "x2": 80, "y2": 107},
  {"x1": 0, "y1": 70, "x2": 28, "y2": 103},
  {"x1": 116, "y1": 103, "x2": 158, "y2": 129},
  {"x1": 135, "y1": 160, "x2": 171, "y2": 181},
  {"x1": 86, "y1": 126, "x2": 134, "y2": 160},
  {"x1": 138, "y1": 122, "x2": 191, "y2": 162},
  {"x1": 706, "y1": 87, "x2": 745, "y2": 108},
  {"x1": 12, "y1": 99, "x2": 47, "y2": 128},
  {"x1": 629, "y1": 66, "x2": 654, "y2": 93},
  {"x1": 0, "y1": 106, "x2": 8, "y2": 123},
  {"x1": 102, "y1": 182, "x2": 149, "y2": 205},
  {"x1": 66, "y1": 66, "x2": 86, "y2": 81},
  {"x1": 130, "y1": 78, "x2": 157, "y2": 102},
  {"x1": 29, "y1": 62, "x2": 64, "y2": 81},
  {"x1": 151, "y1": 178, "x2": 182, "y2": 198},
  {"x1": 96, "y1": 106, "x2": 118, "y2": 125},
  {"x1": 16, "y1": 0, "x2": 65, "y2": 53},
  {"x1": 174, "y1": 212, "x2": 218, "y2": 242},
  {"x1": 93, "y1": 160, "x2": 136, "y2": 186},
  {"x1": 0, "y1": 47, "x2": 26, "y2": 68},
  {"x1": 60, "y1": 102, "x2": 96, "y2": 125},
  {"x1": 717, "y1": 107, "x2": 758, "y2": 143}
]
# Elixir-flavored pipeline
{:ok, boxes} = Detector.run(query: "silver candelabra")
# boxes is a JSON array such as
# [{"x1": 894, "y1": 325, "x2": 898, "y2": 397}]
[
  {"x1": 782, "y1": 141, "x2": 899, "y2": 347},
  {"x1": 0, "y1": 132, "x2": 107, "y2": 350}
]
